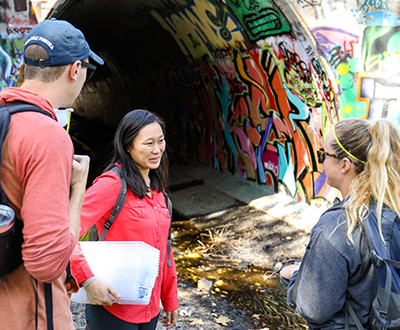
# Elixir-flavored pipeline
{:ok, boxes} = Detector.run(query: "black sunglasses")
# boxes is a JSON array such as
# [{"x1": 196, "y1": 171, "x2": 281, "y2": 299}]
[
  {"x1": 317, "y1": 148, "x2": 341, "y2": 164},
  {"x1": 81, "y1": 61, "x2": 97, "y2": 81}
]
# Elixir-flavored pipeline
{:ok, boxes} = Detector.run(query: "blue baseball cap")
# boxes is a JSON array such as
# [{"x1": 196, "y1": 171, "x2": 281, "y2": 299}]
[{"x1": 24, "y1": 18, "x2": 104, "y2": 67}]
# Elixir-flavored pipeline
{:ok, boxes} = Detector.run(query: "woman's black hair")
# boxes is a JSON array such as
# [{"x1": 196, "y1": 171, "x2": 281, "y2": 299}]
[{"x1": 104, "y1": 109, "x2": 168, "y2": 198}]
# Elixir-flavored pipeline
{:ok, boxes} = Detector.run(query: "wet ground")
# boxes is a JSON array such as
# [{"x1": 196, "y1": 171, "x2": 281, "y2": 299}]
[{"x1": 71, "y1": 205, "x2": 310, "y2": 329}]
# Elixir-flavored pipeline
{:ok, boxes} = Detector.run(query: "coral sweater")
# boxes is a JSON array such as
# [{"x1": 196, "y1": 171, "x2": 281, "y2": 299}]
[{"x1": 0, "y1": 87, "x2": 77, "y2": 330}]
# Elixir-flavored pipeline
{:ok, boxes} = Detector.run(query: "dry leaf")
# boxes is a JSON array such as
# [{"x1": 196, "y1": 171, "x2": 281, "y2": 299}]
[
  {"x1": 191, "y1": 318, "x2": 204, "y2": 325},
  {"x1": 215, "y1": 315, "x2": 233, "y2": 325}
]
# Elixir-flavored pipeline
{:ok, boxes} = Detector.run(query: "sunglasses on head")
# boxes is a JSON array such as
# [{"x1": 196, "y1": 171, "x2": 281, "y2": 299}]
[
  {"x1": 81, "y1": 60, "x2": 97, "y2": 81},
  {"x1": 317, "y1": 148, "x2": 341, "y2": 164}
]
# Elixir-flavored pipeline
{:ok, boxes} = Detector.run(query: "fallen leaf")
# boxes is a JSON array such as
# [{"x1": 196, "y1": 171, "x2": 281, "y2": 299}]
[
  {"x1": 191, "y1": 318, "x2": 204, "y2": 325},
  {"x1": 214, "y1": 280, "x2": 225, "y2": 286},
  {"x1": 215, "y1": 315, "x2": 233, "y2": 325},
  {"x1": 252, "y1": 314, "x2": 261, "y2": 319}
]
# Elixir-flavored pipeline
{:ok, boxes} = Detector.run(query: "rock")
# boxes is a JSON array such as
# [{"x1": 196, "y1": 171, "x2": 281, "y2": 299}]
[
  {"x1": 197, "y1": 278, "x2": 213, "y2": 292},
  {"x1": 273, "y1": 262, "x2": 283, "y2": 272},
  {"x1": 179, "y1": 306, "x2": 193, "y2": 317}
]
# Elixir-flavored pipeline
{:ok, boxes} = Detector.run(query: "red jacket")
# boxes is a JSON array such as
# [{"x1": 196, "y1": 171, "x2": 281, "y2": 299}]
[
  {"x1": 70, "y1": 168, "x2": 179, "y2": 323},
  {"x1": 0, "y1": 87, "x2": 77, "y2": 330}
]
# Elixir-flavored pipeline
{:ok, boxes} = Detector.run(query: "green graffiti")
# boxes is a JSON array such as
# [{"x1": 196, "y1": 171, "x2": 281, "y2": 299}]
[
  {"x1": 225, "y1": 0, "x2": 291, "y2": 42},
  {"x1": 339, "y1": 87, "x2": 367, "y2": 119}
]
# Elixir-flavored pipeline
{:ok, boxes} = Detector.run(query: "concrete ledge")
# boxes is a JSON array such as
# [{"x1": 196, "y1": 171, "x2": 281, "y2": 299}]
[{"x1": 169, "y1": 161, "x2": 329, "y2": 233}]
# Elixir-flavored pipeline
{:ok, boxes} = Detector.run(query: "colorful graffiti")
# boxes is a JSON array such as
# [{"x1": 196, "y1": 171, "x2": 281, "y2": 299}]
[
  {"x1": 0, "y1": 2, "x2": 36, "y2": 89},
  {"x1": 153, "y1": 0, "x2": 338, "y2": 203},
  {"x1": 304, "y1": 0, "x2": 400, "y2": 132},
  {"x1": 224, "y1": 0, "x2": 291, "y2": 41}
]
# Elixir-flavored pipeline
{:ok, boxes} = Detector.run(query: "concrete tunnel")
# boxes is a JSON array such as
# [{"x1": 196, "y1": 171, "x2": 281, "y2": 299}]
[{"x1": 3, "y1": 0, "x2": 400, "y2": 211}]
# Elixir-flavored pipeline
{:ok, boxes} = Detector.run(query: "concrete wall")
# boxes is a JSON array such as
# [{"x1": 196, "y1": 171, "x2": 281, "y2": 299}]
[{"x1": 1, "y1": 0, "x2": 396, "y2": 206}]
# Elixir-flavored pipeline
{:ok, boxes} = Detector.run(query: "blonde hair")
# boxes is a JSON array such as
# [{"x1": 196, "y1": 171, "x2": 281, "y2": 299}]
[
  {"x1": 24, "y1": 45, "x2": 67, "y2": 82},
  {"x1": 332, "y1": 118, "x2": 400, "y2": 242}
]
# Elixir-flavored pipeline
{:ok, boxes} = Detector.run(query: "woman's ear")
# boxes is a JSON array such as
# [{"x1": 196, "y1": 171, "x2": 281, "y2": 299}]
[{"x1": 340, "y1": 158, "x2": 353, "y2": 174}]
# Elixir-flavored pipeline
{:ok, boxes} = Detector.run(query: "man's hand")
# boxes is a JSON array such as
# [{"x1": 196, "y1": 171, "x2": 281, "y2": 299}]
[
  {"x1": 71, "y1": 155, "x2": 90, "y2": 187},
  {"x1": 83, "y1": 278, "x2": 121, "y2": 306},
  {"x1": 160, "y1": 310, "x2": 178, "y2": 329}
]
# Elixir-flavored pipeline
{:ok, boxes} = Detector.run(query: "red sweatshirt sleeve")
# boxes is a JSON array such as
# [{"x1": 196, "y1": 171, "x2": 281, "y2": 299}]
[{"x1": 11, "y1": 113, "x2": 75, "y2": 282}]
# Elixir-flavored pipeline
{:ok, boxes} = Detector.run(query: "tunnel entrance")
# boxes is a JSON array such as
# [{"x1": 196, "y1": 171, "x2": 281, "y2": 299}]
[
  {"x1": 53, "y1": 0, "x2": 194, "y2": 167},
  {"x1": 47, "y1": 0, "x2": 337, "y2": 207}
]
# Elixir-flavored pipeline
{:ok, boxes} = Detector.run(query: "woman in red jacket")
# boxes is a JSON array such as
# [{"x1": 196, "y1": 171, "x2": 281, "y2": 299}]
[{"x1": 71, "y1": 109, "x2": 178, "y2": 330}]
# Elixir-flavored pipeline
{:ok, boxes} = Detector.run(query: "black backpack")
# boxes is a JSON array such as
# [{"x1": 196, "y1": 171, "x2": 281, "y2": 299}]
[
  {"x1": 0, "y1": 101, "x2": 61, "y2": 330},
  {"x1": 290, "y1": 203, "x2": 400, "y2": 330},
  {"x1": 0, "y1": 101, "x2": 53, "y2": 278},
  {"x1": 87, "y1": 165, "x2": 174, "y2": 267}
]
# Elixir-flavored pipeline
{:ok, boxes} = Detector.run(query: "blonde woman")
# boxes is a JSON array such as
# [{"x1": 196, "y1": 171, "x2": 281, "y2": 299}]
[{"x1": 280, "y1": 118, "x2": 400, "y2": 329}]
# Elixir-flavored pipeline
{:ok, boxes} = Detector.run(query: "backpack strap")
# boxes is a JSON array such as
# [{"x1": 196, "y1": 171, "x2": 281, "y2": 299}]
[
  {"x1": 98, "y1": 166, "x2": 127, "y2": 241},
  {"x1": 164, "y1": 192, "x2": 173, "y2": 267},
  {"x1": 4, "y1": 101, "x2": 53, "y2": 118}
]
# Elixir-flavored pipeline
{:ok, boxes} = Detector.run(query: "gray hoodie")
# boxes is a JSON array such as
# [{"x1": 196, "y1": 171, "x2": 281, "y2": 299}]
[{"x1": 287, "y1": 200, "x2": 375, "y2": 329}]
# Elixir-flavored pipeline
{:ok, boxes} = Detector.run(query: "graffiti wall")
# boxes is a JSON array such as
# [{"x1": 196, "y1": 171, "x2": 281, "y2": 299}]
[
  {"x1": 0, "y1": 0, "x2": 37, "y2": 89},
  {"x1": 1, "y1": 0, "x2": 351, "y2": 205},
  {"x1": 290, "y1": 0, "x2": 400, "y2": 130},
  {"x1": 150, "y1": 0, "x2": 338, "y2": 204}
]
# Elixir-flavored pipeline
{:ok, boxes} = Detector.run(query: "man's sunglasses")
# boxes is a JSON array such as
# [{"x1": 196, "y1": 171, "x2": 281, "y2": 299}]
[
  {"x1": 81, "y1": 61, "x2": 97, "y2": 81},
  {"x1": 317, "y1": 148, "x2": 341, "y2": 164}
]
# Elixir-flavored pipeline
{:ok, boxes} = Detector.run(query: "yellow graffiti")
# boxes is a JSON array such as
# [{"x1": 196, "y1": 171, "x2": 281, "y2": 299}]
[
  {"x1": 151, "y1": 0, "x2": 244, "y2": 59},
  {"x1": 233, "y1": 52, "x2": 270, "y2": 110}
]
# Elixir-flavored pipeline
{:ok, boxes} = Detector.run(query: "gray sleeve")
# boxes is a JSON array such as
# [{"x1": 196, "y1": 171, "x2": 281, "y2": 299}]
[{"x1": 289, "y1": 230, "x2": 349, "y2": 325}]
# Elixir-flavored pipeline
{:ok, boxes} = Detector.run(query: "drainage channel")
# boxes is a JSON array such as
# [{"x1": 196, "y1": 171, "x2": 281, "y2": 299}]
[{"x1": 172, "y1": 220, "x2": 307, "y2": 330}]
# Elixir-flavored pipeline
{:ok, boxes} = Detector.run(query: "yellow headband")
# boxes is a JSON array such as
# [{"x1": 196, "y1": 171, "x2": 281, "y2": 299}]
[{"x1": 333, "y1": 126, "x2": 366, "y2": 164}]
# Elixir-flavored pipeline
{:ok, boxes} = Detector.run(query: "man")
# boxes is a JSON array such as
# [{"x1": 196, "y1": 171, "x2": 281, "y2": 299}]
[{"x1": 0, "y1": 18, "x2": 103, "y2": 329}]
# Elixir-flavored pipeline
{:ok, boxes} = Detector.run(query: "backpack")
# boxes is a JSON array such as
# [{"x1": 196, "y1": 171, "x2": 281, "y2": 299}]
[
  {"x1": 346, "y1": 204, "x2": 400, "y2": 330},
  {"x1": 0, "y1": 101, "x2": 63, "y2": 330},
  {"x1": 0, "y1": 101, "x2": 53, "y2": 278},
  {"x1": 289, "y1": 202, "x2": 400, "y2": 330},
  {"x1": 85, "y1": 165, "x2": 174, "y2": 267}
]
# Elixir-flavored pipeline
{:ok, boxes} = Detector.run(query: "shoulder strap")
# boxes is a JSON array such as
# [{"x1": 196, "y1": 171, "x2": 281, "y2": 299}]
[
  {"x1": 98, "y1": 166, "x2": 127, "y2": 241},
  {"x1": 164, "y1": 192, "x2": 173, "y2": 267},
  {"x1": 4, "y1": 101, "x2": 53, "y2": 118}
]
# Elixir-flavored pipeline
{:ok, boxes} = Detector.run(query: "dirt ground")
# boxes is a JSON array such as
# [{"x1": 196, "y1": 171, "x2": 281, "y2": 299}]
[{"x1": 71, "y1": 203, "x2": 311, "y2": 330}]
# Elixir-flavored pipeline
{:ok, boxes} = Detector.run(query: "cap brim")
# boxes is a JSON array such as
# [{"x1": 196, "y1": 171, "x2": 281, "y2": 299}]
[{"x1": 90, "y1": 51, "x2": 104, "y2": 65}]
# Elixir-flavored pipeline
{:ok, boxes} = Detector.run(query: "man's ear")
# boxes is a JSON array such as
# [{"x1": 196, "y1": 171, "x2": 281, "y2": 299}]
[{"x1": 68, "y1": 60, "x2": 81, "y2": 82}]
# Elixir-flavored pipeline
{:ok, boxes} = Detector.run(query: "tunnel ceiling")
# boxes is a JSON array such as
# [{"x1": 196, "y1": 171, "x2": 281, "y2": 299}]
[{"x1": 51, "y1": 0, "x2": 191, "y2": 131}]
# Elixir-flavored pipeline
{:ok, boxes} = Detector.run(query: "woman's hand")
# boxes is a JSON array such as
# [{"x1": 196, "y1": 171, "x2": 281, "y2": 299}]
[
  {"x1": 279, "y1": 262, "x2": 301, "y2": 280},
  {"x1": 160, "y1": 309, "x2": 178, "y2": 329},
  {"x1": 82, "y1": 277, "x2": 121, "y2": 306}
]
